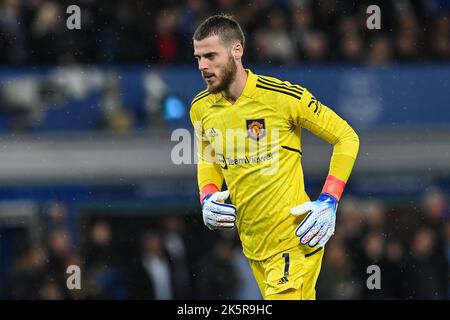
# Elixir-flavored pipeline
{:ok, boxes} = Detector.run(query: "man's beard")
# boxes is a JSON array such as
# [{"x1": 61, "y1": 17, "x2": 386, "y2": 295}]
[{"x1": 207, "y1": 56, "x2": 237, "y2": 94}]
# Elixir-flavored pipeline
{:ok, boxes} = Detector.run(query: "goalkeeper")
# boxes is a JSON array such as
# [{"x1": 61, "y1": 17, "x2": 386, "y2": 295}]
[{"x1": 190, "y1": 15, "x2": 359, "y2": 300}]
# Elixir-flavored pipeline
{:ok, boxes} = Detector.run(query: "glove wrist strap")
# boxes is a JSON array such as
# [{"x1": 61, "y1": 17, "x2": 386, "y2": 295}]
[
  {"x1": 321, "y1": 175, "x2": 346, "y2": 201},
  {"x1": 200, "y1": 184, "x2": 219, "y2": 204}
]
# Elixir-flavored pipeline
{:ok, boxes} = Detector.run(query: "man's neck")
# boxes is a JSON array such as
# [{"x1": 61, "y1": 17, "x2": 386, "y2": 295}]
[{"x1": 222, "y1": 67, "x2": 248, "y2": 104}]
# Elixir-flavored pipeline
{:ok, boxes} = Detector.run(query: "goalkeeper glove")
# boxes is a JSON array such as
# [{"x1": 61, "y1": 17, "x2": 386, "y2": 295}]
[
  {"x1": 291, "y1": 193, "x2": 338, "y2": 247},
  {"x1": 291, "y1": 175, "x2": 346, "y2": 247},
  {"x1": 202, "y1": 190, "x2": 236, "y2": 230}
]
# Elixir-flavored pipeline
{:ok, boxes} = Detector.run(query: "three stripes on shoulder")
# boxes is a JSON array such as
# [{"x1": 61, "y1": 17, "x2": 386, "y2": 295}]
[{"x1": 256, "y1": 76, "x2": 304, "y2": 101}]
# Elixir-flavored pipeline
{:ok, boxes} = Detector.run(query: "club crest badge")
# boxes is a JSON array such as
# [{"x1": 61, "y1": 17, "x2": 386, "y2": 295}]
[{"x1": 246, "y1": 118, "x2": 266, "y2": 141}]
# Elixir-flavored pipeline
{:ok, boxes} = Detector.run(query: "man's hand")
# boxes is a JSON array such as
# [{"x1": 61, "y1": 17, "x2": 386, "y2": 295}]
[
  {"x1": 202, "y1": 190, "x2": 236, "y2": 230},
  {"x1": 290, "y1": 193, "x2": 338, "y2": 247}
]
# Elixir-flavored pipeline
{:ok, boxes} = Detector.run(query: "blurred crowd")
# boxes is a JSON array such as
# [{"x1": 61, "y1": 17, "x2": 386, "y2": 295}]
[
  {"x1": 3, "y1": 200, "x2": 261, "y2": 300},
  {"x1": 0, "y1": 0, "x2": 449, "y2": 66},
  {"x1": 318, "y1": 187, "x2": 450, "y2": 299},
  {"x1": 1, "y1": 187, "x2": 449, "y2": 300}
]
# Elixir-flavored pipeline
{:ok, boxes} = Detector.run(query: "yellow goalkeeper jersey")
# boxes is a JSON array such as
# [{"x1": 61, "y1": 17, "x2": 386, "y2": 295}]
[{"x1": 190, "y1": 69, "x2": 359, "y2": 261}]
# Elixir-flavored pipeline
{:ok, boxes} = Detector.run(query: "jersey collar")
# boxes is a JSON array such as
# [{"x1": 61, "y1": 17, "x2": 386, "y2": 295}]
[
  {"x1": 241, "y1": 69, "x2": 257, "y2": 98},
  {"x1": 213, "y1": 68, "x2": 257, "y2": 103}
]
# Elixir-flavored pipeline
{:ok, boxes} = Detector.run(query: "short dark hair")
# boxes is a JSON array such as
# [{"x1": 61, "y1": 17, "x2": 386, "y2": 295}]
[{"x1": 193, "y1": 14, "x2": 245, "y2": 48}]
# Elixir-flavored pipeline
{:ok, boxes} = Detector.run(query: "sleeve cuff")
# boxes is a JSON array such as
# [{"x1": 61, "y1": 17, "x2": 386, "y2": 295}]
[
  {"x1": 200, "y1": 184, "x2": 219, "y2": 204},
  {"x1": 321, "y1": 175, "x2": 346, "y2": 201}
]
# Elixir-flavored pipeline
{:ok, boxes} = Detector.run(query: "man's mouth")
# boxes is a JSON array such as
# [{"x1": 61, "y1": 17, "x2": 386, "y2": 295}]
[{"x1": 203, "y1": 74, "x2": 215, "y2": 81}]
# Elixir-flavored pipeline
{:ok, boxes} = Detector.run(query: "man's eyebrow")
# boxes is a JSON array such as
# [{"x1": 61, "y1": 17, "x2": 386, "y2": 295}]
[{"x1": 194, "y1": 51, "x2": 217, "y2": 58}]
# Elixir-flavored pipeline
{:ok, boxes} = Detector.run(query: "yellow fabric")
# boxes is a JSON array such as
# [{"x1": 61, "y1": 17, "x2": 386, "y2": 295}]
[
  {"x1": 191, "y1": 104, "x2": 224, "y2": 191},
  {"x1": 189, "y1": 69, "x2": 359, "y2": 260},
  {"x1": 249, "y1": 244, "x2": 325, "y2": 300}
]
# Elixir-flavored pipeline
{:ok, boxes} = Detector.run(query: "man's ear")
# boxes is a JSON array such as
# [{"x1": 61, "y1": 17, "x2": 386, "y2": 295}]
[{"x1": 233, "y1": 42, "x2": 244, "y2": 60}]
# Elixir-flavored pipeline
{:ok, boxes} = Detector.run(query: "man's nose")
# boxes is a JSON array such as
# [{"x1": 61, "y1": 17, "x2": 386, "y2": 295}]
[{"x1": 198, "y1": 59, "x2": 208, "y2": 71}]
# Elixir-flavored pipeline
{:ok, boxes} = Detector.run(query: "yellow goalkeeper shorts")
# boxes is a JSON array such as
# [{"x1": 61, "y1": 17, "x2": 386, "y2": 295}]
[{"x1": 248, "y1": 244, "x2": 324, "y2": 300}]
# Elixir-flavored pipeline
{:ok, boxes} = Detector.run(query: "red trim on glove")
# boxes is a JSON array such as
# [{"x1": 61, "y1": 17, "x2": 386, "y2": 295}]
[
  {"x1": 321, "y1": 175, "x2": 346, "y2": 201},
  {"x1": 200, "y1": 184, "x2": 219, "y2": 204}
]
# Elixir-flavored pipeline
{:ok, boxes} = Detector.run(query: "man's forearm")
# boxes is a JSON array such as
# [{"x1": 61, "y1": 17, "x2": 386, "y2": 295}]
[
  {"x1": 197, "y1": 161, "x2": 223, "y2": 202},
  {"x1": 323, "y1": 127, "x2": 359, "y2": 200}
]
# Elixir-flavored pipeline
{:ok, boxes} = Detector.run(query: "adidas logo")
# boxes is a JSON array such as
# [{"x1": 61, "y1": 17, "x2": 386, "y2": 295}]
[
  {"x1": 208, "y1": 128, "x2": 218, "y2": 137},
  {"x1": 278, "y1": 276, "x2": 289, "y2": 285}
]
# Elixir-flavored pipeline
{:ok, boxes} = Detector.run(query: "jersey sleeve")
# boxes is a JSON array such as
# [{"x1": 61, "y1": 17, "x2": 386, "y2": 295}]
[
  {"x1": 289, "y1": 87, "x2": 360, "y2": 184},
  {"x1": 189, "y1": 103, "x2": 224, "y2": 192}
]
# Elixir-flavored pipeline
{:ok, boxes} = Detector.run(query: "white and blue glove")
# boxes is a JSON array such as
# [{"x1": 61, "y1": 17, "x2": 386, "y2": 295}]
[
  {"x1": 202, "y1": 190, "x2": 237, "y2": 230},
  {"x1": 290, "y1": 193, "x2": 338, "y2": 247}
]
